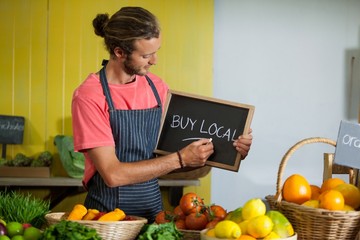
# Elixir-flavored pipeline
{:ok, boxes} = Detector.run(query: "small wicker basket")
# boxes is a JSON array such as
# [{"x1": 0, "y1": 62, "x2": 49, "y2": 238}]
[
  {"x1": 180, "y1": 229, "x2": 201, "y2": 240},
  {"x1": 265, "y1": 137, "x2": 360, "y2": 240},
  {"x1": 45, "y1": 212, "x2": 147, "y2": 240}
]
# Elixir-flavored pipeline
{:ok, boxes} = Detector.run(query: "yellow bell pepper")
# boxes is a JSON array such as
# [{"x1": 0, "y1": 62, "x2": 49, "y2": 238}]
[
  {"x1": 67, "y1": 204, "x2": 88, "y2": 220},
  {"x1": 82, "y1": 209, "x2": 100, "y2": 220},
  {"x1": 98, "y1": 208, "x2": 126, "y2": 221}
]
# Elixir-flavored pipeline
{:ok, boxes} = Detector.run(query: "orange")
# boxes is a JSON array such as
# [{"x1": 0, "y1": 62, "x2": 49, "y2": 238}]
[
  {"x1": 333, "y1": 183, "x2": 360, "y2": 210},
  {"x1": 320, "y1": 178, "x2": 345, "y2": 193},
  {"x1": 237, "y1": 235, "x2": 256, "y2": 240},
  {"x1": 310, "y1": 185, "x2": 321, "y2": 200},
  {"x1": 282, "y1": 174, "x2": 311, "y2": 204},
  {"x1": 319, "y1": 190, "x2": 344, "y2": 210}
]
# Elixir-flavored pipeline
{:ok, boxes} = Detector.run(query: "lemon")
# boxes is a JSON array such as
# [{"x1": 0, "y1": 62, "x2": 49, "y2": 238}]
[
  {"x1": 263, "y1": 231, "x2": 281, "y2": 239},
  {"x1": 343, "y1": 204, "x2": 355, "y2": 211},
  {"x1": 242, "y1": 198, "x2": 266, "y2": 220},
  {"x1": 238, "y1": 219, "x2": 249, "y2": 235},
  {"x1": 301, "y1": 199, "x2": 319, "y2": 208},
  {"x1": 214, "y1": 220, "x2": 242, "y2": 239},
  {"x1": 247, "y1": 215, "x2": 274, "y2": 238}
]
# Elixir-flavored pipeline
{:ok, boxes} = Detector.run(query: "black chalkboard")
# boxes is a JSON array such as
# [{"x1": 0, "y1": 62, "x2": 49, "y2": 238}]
[
  {"x1": 0, "y1": 115, "x2": 25, "y2": 144},
  {"x1": 155, "y1": 90, "x2": 255, "y2": 171}
]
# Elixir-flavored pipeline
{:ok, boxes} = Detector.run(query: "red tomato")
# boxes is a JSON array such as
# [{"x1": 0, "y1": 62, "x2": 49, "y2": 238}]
[
  {"x1": 206, "y1": 219, "x2": 220, "y2": 229},
  {"x1": 207, "y1": 205, "x2": 227, "y2": 221},
  {"x1": 185, "y1": 212, "x2": 208, "y2": 230},
  {"x1": 173, "y1": 205, "x2": 186, "y2": 220},
  {"x1": 175, "y1": 219, "x2": 186, "y2": 230},
  {"x1": 179, "y1": 192, "x2": 204, "y2": 215},
  {"x1": 123, "y1": 215, "x2": 137, "y2": 221},
  {"x1": 92, "y1": 212, "x2": 106, "y2": 220},
  {"x1": 155, "y1": 210, "x2": 175, "y2": 224}
]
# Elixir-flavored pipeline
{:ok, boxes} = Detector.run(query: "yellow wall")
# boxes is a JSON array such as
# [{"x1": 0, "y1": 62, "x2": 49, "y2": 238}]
[{"x1": 0, "y1": 0, "x2": 213, "y2": 209}]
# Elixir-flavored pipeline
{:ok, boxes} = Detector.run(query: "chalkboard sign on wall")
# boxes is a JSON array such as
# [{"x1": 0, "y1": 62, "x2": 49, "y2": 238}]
[
  {"x1": 0, "y1": 115, "x2": 25, "y2": 144},
  {"x1": 155, "y1": 91, "x2": 255, "y2": 171},
  {"x1": 0, "y1": 115, "x2": 25, "y2": 158}
]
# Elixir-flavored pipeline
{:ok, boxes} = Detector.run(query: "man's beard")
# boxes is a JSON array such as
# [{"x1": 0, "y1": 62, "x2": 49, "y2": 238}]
[{"x1": 123, "y1": 57, "x2": 147, "y2": 76}]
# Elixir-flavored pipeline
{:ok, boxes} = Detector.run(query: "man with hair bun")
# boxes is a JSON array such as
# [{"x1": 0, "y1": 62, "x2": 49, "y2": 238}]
[{"x1": 71, "y1": 6, "x2": 252, "y2": 222}]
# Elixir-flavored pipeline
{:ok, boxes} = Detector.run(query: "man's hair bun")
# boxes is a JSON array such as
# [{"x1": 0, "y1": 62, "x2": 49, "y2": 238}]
[{"x1": 92, "y1": 13, "x2": 109, "y2": 37}]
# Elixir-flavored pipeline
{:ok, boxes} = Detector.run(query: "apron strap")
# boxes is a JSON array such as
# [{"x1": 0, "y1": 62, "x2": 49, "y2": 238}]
[
  {"x1": 145, "y1": 75, "x2": 162, "y2": 108},
  {"x1": 99, "y1": 61, "x2": 116, "y2": 111},
  {"x1": 99, "y1": 59, "x2": 162, "y2": 111}
]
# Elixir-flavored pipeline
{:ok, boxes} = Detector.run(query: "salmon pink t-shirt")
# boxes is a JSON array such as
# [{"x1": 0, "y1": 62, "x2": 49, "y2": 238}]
[{"x1": 71, "y1": 72, "x2": 169, "y2": 187}]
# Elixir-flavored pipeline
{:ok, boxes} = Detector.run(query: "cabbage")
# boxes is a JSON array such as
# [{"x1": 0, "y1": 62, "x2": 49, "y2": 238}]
[{"x1": 54, "y1": 135, "x2": 84, "y2": 178}]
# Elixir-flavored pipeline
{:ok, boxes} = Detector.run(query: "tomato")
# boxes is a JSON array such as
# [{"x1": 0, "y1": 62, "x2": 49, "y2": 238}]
[
  {"x1": 124, "y1": 215, "x2": 137, "y2": 221},
  {"x1": 185, "y1": 212, "x2": 208, "y2": 230},
  {"x1": 92, "y1": 212, "x2": 106, "y2": 220},
  {"x1": 175, "y1": 219, "x2": 186, "y2": 230},
  {"x1": 179, "y1": 192, "x2": 204, "y2": 215},
  {"x1": 207, "y1": 205, "x2": 227, "y2": 221},
  {"x1": 206, "y1": 219, "x2": 220, "y2": 229},
  {"x1": 173, "y1": 205, "x2": 186, "y2": 220},
  {"x1": 155, "y1": 210, "x2": 175, "y2": 224}
]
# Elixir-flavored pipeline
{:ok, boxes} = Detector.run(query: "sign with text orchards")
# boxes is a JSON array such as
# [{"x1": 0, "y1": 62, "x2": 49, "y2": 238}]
[{"x1": 334, "y1": 120, "x2": 360, "y2": 169}]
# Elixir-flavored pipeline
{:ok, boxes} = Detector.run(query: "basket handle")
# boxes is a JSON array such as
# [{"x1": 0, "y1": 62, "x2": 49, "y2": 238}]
[{"x1": 274, "y1": 137, "x2": 336, "y2": 203}]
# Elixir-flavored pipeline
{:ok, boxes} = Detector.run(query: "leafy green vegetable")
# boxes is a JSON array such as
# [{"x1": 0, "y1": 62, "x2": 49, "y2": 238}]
[
  {"x1": 31, "y1": 151, "x2": 53, "y2": 167},
  {"x1": 54, "y1": 135, "x2": 85, "y2": 178},
  {"x1": 137, "y1": 222, "x2": 183, "y2": 240},
  {"x1": 41, "y1": 220, "x2": 101, "y2": 240},
  {"x1": 0, "y1": 191, "x2": 50, "y2": 228},
  {"x1": 0, "y1": 158, "x2": 8, "y2": 166},
  {"x1": 12, "y1": 153, "x2": 33, "y2": 166}
]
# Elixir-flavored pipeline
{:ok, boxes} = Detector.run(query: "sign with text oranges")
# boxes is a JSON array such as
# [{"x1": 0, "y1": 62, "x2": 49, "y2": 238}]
[{"x1": 334, "y1": 120, "x2": 360, "y2": 169}]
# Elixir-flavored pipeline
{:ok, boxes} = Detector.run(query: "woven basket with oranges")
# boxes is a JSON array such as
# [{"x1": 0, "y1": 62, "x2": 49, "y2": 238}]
[{"x1": 266, "y1": 137, "x2": 360, "y2": 240}]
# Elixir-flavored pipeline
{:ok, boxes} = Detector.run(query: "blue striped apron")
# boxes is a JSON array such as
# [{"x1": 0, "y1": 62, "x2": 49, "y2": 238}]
[{"x1": 84, "y1": 62, "x2": 163, "y2": 222}]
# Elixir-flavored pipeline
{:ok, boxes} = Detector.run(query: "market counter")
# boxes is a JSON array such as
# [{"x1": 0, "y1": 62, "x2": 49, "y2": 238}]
[{"x1": 0, "y1": 177, "x2": 200, "y2": 209}]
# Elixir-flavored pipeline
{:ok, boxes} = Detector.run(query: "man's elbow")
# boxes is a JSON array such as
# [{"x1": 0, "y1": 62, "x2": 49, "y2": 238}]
[{"x1": 102, "y1": 174, "x2": 121, "y2": 188}]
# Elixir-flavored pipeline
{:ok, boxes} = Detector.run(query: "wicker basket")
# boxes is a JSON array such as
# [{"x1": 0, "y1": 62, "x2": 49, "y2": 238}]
[
  {"x1": 265, "y1": 137, "x2": 360, "y2": 240},
  {"x1": 180, "y1": 229, "x2": 201, "y2": 240},
  {"x1": 45, "y1": 212, "x2": 147, "y2": 240}
]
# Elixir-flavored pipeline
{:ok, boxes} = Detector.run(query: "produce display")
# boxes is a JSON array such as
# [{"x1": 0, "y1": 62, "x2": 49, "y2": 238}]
[
  {"x1": 151, "y1": 192, "x2": 295, "y2": 239},
  {"x1": 66, "y1": 204, "x2": 127, "y2": 221},
  {"x1": 0, "y1": 219, "x2": 43, "y2": 240},
  {"x1": 154, "y1": 192, "x2": 227, "y2": 231},
  {"x1": 2, "y1": 174, "x2": 360, "y2": 240},
  {"x1": 137, "y1": 222, "x2": 183, "y2": 240},
  {"x1": 0, "y1": 191, "x2": 50, "y2": 229},
  {"x1": 0, "y1": 151, "x2": 53, "y2": 167},
  {"x1": 42, "y1": 220, "x2": 101, "y2": 240},
  {"x1": 282, "y1": 174, "x2": 360, "y2": 211}
]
